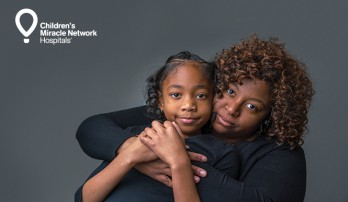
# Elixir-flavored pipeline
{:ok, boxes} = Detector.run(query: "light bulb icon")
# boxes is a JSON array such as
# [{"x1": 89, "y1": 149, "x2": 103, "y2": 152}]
[{"x1": 15, "y1": 8, "x2": 38, "y2": 43}]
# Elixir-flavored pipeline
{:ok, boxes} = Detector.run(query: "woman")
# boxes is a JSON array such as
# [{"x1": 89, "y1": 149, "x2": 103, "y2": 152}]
[{"x1": 76, "y1": 35, "x2": 314, "y2": 201}]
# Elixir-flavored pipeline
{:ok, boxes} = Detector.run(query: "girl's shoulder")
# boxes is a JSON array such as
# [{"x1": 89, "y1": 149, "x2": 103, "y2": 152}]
[{"x1": 186, "y1": 135, "x2": 238, "y2": 163}]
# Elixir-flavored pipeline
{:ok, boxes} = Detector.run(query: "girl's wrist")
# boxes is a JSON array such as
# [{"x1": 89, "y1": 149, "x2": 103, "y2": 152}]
[
  {"x1": 169, "y1": 155, "x2": 191, "y2": 170},
  {"x1": 116, "y1": 136, "x2": 136, "y2": 155},
  {"x1": 117, "y1": 151, "x2": 139, "y2": 168}
]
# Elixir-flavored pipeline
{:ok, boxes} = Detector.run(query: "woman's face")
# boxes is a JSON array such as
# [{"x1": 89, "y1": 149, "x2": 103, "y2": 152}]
[{"x1": 212, "y1": 78, "x2": 272, "y2": 143}]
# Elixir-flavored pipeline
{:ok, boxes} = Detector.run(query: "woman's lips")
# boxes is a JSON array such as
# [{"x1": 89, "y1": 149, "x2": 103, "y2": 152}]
[{"x1": 216, "y1": 114, "x2": 235, "y2": 127}]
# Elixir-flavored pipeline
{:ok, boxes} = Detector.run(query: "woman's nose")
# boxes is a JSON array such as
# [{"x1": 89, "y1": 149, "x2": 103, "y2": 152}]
[{"x1": 225, "y1": 101, "x2": 241, "y2": 117}]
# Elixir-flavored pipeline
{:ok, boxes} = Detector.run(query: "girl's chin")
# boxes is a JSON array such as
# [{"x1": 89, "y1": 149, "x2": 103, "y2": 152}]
[{"x1": 179, "y1": 128, "x2": 200, "y2": 137}]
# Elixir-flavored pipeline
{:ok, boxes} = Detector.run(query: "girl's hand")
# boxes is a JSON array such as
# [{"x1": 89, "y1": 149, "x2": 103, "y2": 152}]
[
  {"x1": 172, "y1": 121, "x2": 208, "y2": 178},
  {"x1": 122, "y1": 133, "x2": 158, "y2": 164},
  {"x1": 137, "y1": 121, "x2": 208, "y2": 186},
  {"x1": 140, "y1": 120, "x2": 187, "y2": 166}
]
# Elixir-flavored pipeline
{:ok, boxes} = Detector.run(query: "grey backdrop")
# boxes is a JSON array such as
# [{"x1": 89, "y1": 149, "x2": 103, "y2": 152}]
[{"x1": 1, "y1": 0, "x2": 347, "y2": 201}]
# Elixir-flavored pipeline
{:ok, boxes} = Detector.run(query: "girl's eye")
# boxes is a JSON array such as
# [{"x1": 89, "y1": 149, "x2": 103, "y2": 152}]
[
  {"x1": 227, "y1": 88, "x2": 235, "y2": 96},
  {"x1": 170, "y1": 93, "x2": 181, "y2": 98},
  {"x1": 196, "y1": 93, "x2": 207, "y2": 99},
  {"x1": 246, "y1": 103, "x2": 257, "y2": 111}
]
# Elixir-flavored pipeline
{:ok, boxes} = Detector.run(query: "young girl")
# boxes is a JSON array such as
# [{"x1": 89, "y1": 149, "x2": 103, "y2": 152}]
[{"x1": 77, "y1": 52, "x2": 239, "y2": 202}]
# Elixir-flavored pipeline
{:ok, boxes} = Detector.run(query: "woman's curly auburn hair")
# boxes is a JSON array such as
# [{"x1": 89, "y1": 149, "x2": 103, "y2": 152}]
[
  {"x1": 145, "y1": 51, "x2": 214, "y2": 122},
  {"x1": 215, "y1": 35, "x2": 314, "y2": 148}
]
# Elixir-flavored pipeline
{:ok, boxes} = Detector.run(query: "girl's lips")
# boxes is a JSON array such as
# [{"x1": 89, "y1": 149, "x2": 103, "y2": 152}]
[
  {"x1": 216, "y1": 114, "x2": 235, "y2": 127},
  {"x1": 177, "y1": 117, "x2": 198, "y2": 124}
]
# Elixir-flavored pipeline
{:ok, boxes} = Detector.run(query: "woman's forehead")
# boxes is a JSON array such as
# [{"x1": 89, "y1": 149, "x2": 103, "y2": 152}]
[{"x1": 229, "y1": 79, "x2": 272, "y2": 103}]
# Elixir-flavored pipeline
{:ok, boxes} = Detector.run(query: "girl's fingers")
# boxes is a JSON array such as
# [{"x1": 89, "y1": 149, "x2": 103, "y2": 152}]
[
  {"x1": 139, "y1": 131, "x2": 152, "y2": 146},
  {"x1": 172, "y1": 121, "x2": 184, "y2": 139},
  {"x1": 144, "y1": 127, "x2": 157, "y2": 139},
  {"x1": 162, "y1": 120, "x2": 174, "y2": 129},
  {"x1": 151, "y1": 120, "x2": 165, "y2": 131}
]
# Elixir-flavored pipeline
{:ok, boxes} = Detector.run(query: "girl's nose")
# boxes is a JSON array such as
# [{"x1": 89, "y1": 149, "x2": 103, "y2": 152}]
[{"x1": 181, "y1": 97, "x2": 197, "y2": 111}]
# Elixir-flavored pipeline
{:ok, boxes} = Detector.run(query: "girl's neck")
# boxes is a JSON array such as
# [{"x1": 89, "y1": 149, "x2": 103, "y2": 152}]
[{"x1": 182, "y1": 130, "x2": 201, "y2": 139}]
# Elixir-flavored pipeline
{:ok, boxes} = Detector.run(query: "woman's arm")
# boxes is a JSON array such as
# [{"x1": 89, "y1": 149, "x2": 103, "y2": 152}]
[
  {"x1": 192, "y1": 145, "x2": 306, "y2": 202},
  {"x1": 76, "y1": 106, "x2": 152, "y2": 161}
]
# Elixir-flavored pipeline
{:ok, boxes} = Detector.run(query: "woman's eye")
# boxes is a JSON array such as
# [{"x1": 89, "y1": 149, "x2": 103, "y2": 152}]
[
  {"x1": 170, "y1": 93, "x2": 181, "y2": 98},
  {"x1": 246, "y1": 103, "x2": 257, "y2": 111},
  {"x1": 196, "y1": 93, "x2": 207, "y2": 99},
  {"x1": 227, "y1": 88, "x2": 235, "y2": 96}
]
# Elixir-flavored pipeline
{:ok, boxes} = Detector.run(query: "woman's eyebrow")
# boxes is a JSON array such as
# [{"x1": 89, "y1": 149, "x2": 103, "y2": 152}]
[
  {"x1": 249, "y1": 98, "x2": 266, "y2": 106},
  {"x1": 230, "y1": 83, "x2": 239, "y2": 90}
]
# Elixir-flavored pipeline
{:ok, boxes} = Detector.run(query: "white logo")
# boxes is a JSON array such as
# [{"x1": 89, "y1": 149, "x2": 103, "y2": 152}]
[{"x1": 15, "y1": 8, "x2": 38, "y2": 43}]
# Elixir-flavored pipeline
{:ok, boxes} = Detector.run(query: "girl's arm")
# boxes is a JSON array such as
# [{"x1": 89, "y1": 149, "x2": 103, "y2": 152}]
[
  {"x1": 76, "y1": 106, "x2": 208, "y2": 185},
  {"x1": 82, "y1": 136, "x2": 157, "y2": 202},
  {"x1": 140, "y1": 121, "x2": 200, "y2": 202}
]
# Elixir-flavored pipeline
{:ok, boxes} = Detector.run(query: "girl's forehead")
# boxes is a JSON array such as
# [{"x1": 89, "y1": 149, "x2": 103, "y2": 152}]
[
  {"x1": 162, "y1": 65, "x2": 212, "y2": 89},
  {"x1": 167, "y1": 65, "x2": 208, "y2": 81}
]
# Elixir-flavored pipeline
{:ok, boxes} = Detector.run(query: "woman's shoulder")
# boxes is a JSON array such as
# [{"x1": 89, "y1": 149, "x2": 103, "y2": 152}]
[
  {"x1": 236, "y1": 136, "x2": 304, "y2": 158},
  {"x1": 236, "y1": 136, "x2": 305, "y2": 180}
]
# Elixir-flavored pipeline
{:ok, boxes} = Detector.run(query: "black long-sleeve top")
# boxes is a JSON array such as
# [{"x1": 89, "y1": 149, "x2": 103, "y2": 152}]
[
  {"x1": 75, "y1": 126, "x2": 240, "y2": 202},
  {"x1": 76, "y1": 106, "x2": 306, "y2": 202}
]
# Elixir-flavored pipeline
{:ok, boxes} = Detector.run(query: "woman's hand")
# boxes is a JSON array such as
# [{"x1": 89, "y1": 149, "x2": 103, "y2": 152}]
[
  {"x1": 135, "y1": 157, "x2": 208, "y2": 187},
  {"x1": 135, "y1": 159, "x2": 173, "y2": 187}
]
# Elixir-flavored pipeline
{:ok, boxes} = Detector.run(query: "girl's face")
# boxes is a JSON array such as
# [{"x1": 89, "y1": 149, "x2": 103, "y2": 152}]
[
  {"x1": 159, "y1": 64, "x2": 213, "y2": 137},
  {"x1": 212, "y1": 78, "x2": 272, "y2": 143}
]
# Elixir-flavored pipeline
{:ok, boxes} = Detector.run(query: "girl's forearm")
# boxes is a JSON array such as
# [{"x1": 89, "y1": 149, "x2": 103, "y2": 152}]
[
  {"x1": 82, "y1": 152, "x2": 136, "y2": 202},
  {"x1": 170, "y1": 156, "x2": 201, "y2": 202}
]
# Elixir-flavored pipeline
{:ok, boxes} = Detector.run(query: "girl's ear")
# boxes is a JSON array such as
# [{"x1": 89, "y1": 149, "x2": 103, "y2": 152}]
[{"x1": 158, "y1": 91, "x2": 164, "y2": 111}]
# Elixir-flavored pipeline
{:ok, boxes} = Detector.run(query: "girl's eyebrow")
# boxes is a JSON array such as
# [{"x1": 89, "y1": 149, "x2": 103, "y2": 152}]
[
  {"x1": 167, "y1": 84, "x2": 183, "y2": 90},
  {"x1": 167, "y1": 84, "x2": 209, "y2": 90}
]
